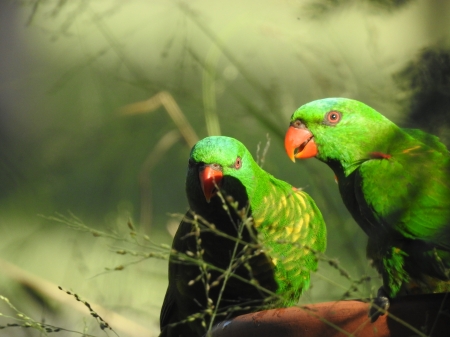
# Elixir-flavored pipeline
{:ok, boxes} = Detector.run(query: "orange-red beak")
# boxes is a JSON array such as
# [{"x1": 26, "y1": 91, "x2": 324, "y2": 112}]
[
  {"x1": 199, "y1": 165, "x2": 223, "y2": 202},
  {"x1": 284, "y1": 126, "x2": 318, "y2": 162}
]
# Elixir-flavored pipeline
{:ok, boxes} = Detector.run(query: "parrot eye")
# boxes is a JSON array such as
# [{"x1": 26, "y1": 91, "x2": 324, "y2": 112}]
[
  {"x1": 324, "y1": 111, "x2": 341, "y2": 125},
  {"x1": 234, "y1": 157, "x2": 242, "y2": 169},
  {"x1": 188, "y1": 158, "x2": 195, "y2": 167}
]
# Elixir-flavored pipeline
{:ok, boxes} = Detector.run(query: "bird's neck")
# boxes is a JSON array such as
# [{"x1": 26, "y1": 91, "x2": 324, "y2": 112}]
[
  {"x1": 249, "y1": 173, "x2": 297, "y2": 228},
  {"x1": 326, "y1": 159, "x2": 351, "y2": 181},
  {"x1": 320, "y1": 123, "x2": 406, "y2": 177}
]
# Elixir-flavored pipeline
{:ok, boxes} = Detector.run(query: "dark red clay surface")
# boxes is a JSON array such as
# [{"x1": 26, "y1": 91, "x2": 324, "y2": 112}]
[{"x1": 211, "y1": 293, "x2": 449, "y2": 337}]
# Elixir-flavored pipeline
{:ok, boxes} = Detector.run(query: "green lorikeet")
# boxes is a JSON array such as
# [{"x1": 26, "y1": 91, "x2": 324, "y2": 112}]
[
  {"x1": 160, "y1": 136, "x2": 326, "y2": 337},
  {"x1": 284, "y1": 97, "x2": 450, "y2": 319}
]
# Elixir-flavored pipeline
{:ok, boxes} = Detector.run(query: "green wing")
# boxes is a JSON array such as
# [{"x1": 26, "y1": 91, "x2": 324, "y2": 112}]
[
  {"x1": 252, "y1": 185, "x2": 327, "y2": 305},
  {"x1": 356, "y1": 139, "x2": 450, "y2": 249},
  {"x1": 402, "y1": 128, "x2": 449, "y2": 153}
]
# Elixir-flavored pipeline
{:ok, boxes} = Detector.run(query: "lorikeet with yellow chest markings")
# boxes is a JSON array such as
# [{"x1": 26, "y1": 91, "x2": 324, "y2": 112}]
[
  {"x1": 160, "y1": 136, "x2": 326, "y2": 337},
  {"x1": 284, "y1": 97, "x2": 450, "y2": 320}
]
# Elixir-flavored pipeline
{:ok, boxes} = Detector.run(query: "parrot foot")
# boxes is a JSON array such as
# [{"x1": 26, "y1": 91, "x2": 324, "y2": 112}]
[{"x1": 368, "y1": 287, "x2": 390, "y2": 322}]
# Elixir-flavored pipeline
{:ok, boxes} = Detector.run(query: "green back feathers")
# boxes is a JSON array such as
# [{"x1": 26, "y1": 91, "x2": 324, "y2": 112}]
[
  {"x1": 252, "y1": 187, "x2": 326, "y2": 302},
  {"x1": 403, "y1": 128, "x2": 449, "y2": 154}
]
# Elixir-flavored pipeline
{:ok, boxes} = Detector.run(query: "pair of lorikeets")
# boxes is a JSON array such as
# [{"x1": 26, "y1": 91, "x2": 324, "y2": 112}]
[{"x1": 160, "y1": 98, "x2": 450, "y2": 336}]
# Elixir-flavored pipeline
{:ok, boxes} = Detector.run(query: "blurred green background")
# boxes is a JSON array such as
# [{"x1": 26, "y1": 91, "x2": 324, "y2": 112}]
[{"x1": 1, "y1": 0, "x2": 450, "y2": 336}]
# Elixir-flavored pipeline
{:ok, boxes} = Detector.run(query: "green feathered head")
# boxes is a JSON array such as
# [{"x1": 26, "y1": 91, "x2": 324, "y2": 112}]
[
  {"x1": 187, "y1": 136, "x2": 261, "y2": 212},
  {"x1": 284, "y1": 98, "x2": 399, "y2": 173}
]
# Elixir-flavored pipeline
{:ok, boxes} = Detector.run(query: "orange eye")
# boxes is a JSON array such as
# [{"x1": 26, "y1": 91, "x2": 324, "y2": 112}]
[
  {"x1": 234, "y1": 157, "x2": 242, "y2": 169},
  {"x1": 325, "y1": 111, "x2": 341, "y2": 125}
]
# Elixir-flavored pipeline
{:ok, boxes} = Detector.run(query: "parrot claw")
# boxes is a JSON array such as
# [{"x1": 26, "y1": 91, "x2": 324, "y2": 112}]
[{"x1": 368, "y1": 287, "x2": 390, "y2": 322}]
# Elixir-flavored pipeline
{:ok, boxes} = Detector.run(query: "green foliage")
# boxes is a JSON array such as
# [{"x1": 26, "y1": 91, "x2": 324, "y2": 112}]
[
  {"x1": 45, "y1": 211, "x2": 371, "y2": 337},
  {"x1": 0, "y1": 294, "x2": 96, "y2": 336}
]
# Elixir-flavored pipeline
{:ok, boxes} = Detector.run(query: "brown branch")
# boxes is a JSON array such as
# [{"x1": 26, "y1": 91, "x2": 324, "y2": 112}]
[{"x1": 120, "y1": 91, "x2": 199, "y2": 148}]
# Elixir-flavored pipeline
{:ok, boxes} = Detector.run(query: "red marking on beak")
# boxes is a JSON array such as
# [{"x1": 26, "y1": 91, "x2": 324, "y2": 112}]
[
  {"x1": 199, "y1": 165, "x2": 223, "y2": 203},
  {"x1": 284, "y1": 126, "x2": 318, "y2": 162}
]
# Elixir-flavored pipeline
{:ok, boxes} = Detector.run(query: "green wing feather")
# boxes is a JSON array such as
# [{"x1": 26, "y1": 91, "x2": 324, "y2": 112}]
[
  {"x1": 358, "y1": 131, "x2": 450, "y2": 247},
  {"x1": 357, "y1": 130, "x2": 450, "y2": 297},
  {"x1": 402, "y1": 128, "x2": 449, "y2": 153},
  {"x1": 252, "y1": 181, "x2": 327, "y2": 305}
]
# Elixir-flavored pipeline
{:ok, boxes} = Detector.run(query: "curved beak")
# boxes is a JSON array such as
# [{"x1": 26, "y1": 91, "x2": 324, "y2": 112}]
[
  {"x1": 199, "y1": 165, "x2": 223, "y2": 203},
  {"x1": 284, "y1": 125, "x2": 318, "y2": 162}
]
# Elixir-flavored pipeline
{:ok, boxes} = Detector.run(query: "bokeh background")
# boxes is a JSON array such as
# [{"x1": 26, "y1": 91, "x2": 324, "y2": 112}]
[{"x1": 1, "y1": 0, "x2": 450, "y2": 336}]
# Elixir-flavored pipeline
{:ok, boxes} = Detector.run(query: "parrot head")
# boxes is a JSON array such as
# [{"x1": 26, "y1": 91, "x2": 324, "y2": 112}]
[
  {"x1": 284, "y1": 98, "x2": 394, "y2": 168},
  {"x1": 187, "y1": 136, "x2": 259, "y2": 208}
]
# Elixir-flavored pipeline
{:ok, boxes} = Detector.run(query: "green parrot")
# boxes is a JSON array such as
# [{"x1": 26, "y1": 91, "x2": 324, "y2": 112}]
[
  {"x1": 284, "y1": 97, "x2": 450, "y2": 319},
  {"x1": 160, "y1": 136, "x2": 326, "y2": 337}
]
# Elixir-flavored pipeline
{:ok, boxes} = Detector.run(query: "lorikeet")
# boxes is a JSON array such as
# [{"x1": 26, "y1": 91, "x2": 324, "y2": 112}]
[
  {"x1": 160, "y1": 136, "x2": 326, "y2": 337},
  {"x1": 284, "y1": 97, "x2": 450, "y2": 319}
]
